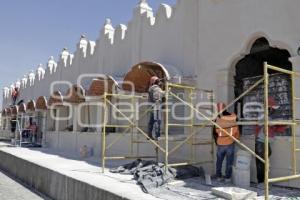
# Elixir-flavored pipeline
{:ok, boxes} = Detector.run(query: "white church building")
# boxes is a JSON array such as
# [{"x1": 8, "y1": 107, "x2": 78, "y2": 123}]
[{"x1": 1, "y1": 0, "x2": 300, "y2": 187}]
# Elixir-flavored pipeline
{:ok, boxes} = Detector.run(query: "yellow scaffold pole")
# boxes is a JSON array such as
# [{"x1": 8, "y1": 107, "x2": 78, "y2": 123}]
[
  {"x1": 263, "y1": 62, "x2": 270, "y2": 200},
  {"x1": 101, "y1": 92, "x2": 108, "y2": 173},
  {"x1": 164, "y1": 82, "x2": 170, "y2": 172}
]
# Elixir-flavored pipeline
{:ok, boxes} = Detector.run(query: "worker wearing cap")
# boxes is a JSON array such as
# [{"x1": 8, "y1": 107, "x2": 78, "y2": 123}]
[
  {"x1": 12, "y1": 87, "x2": 19, "y2": 105},
  {"x1": 148, "y1": 76, "x2": 165, "y2": 140},
  {"x1": 214, "y1": 103, "x2": 240, "y2": 182},
  {"x1": 255, "y1": 96, "x2": 287, "y2": 183}
]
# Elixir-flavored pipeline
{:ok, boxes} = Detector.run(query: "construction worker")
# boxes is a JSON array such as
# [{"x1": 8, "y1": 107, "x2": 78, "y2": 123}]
[
  {"x1": 25, "y1": 117, "x2": 38, "y2": 144},
  {"x1": 214, "y1": 103, "x2": 240, "y2": 182},
  {"x1": 255, "y1": 97, "x2": 286, "y2": 183},
  {"x1": 148, "y1": 76, "x2": 165, "y2": 140},
  {"x1": 12, "y1": 87, "x2": 19, "y2": 105}
]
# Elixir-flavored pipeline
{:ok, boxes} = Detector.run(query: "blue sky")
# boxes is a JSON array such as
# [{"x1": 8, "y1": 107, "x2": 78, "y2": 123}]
[{"x1": 0, "y1": 0, "x2": 176, "y2": 106}]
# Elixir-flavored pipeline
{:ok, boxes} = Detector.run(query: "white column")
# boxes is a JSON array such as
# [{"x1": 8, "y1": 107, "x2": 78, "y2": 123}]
[
  {"x1": 73, "y1": 105, "x2": 78, "y2": 132},
  {"x1": 42, "y1": 111, "x2": 47, "y2": 147}
]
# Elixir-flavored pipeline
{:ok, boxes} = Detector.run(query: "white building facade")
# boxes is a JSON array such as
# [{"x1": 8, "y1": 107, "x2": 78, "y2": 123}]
[{"x1": 1, "y1": 0, "x2": 300, "y2": 187}]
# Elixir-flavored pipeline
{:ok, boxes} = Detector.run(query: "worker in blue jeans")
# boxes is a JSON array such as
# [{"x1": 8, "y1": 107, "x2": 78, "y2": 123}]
[
  {"x1": 216, "y1": 143, "x2": 235, "y2": 182},
  {"x1": 148, "y1": 76, "x2": 165, "y2": 140},
  {"x1": 214, "y1": 103, "x2": 240, "y2": 182}
]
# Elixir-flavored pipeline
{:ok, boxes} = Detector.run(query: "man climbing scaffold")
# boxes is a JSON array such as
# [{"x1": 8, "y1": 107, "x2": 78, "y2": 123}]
[{"x1": 147, "y1": 76, "x2": 165, "y2": 140}]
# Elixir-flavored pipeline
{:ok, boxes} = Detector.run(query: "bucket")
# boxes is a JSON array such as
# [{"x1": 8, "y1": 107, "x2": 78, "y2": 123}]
[
  {"x1": 235, "y1": 150, "x2": 251, "y2": 170},
  {"x1": 233, "y1": 166, "x2": 250, "y2": 188}
]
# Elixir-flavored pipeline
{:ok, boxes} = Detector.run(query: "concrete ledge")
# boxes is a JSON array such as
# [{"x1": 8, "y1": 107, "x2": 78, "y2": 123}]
[{"x1": 0, "y1": 147, "x2": 158, "y2": 200}]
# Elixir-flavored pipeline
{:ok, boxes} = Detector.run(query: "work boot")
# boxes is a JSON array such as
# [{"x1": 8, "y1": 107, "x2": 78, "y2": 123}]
[{"x1": 147, "y1": 135, "x2": 154, "y2": 140}]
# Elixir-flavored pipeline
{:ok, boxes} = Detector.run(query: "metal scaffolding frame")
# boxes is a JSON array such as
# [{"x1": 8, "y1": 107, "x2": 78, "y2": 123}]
[
  {"x1": 101, "y1": 63, "x2": 300, "y2": 199},
  {"x1": 101, "y1": 93, "x2": 158, "y2": 173},
  {"x1": 101, "y1": 83, "x2": 215, "y2": 172},
  {"x1": 263, "y1": 63, "x2": 300, "y2": 199},
  {"x1": 169, "y1": 63, "x2": 300, "y2": 199}
]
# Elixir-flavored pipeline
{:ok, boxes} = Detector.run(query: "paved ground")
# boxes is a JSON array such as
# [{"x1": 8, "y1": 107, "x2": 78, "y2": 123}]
[
  {"x1": 0, "y1": 142, "x2": 299, "y2": 200},
  {"x1": 0, "y1": 170, "x2": 49, "y2": 200}
]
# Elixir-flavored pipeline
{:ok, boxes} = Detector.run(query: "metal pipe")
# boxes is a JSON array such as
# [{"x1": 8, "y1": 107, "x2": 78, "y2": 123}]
[
  {"x1": 104, "y1": 156, "x2": 157, "y2": 160},
  {"x1": 106, "y1": 100, "x2": 166, "y2": 153},
  {"x1": 168, "y1": 161, "x2": 213, "y2": 167},
  {"x1": 268, "y1": 175, "x2": 300, "y2": 183},
  {"x1": 189, "y1": 88, "x2": 195, "y2": 163},
  {"x1": 165, "y1": 82, "x2": 170, "y2": 172},
  {"x1": 169, "y1": 91, "x2": 265, "y2": 163},
  {"x1": 101, "y1": 93, "x2": 108, "y2": 173},
  {"x1": 269, "y1": 121, "x2": 295, "y2": 126},
  {"x1": 106, "y1": 132, "x2": 127, "y2": 150},
  {"x1": 106, "y1": 106, "x2": 152, "y2": 151},
  {"x1": 217, "y1": 77, "x2": 264, "y2": 118},
  {"x1": 267, "y1": 64, "x2": 295, "y2": 75},
  {"x1": 168, "y1": 83, "x2": 195, "y2": 90},
  {"x1": 105, "y1": 93, "x2": 144, "y2": 99},
  {"x1": 264, "y1": 62, "x2": 270, "y2": 200},
  {"x1": 168, "y1": 123, "x2": 193, "y2": 127},
  {"x1": 291, "y1": 73, "x2": 297, "y2": 175},
  {"x1": 105, "y1": 125, "x2": 132, "y2": 128}
]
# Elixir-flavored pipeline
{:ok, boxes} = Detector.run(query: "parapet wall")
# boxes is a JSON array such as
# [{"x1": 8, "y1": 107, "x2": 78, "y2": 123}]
[{"x1": 3, "y1": 0, "x2": 300, "y2": 108}]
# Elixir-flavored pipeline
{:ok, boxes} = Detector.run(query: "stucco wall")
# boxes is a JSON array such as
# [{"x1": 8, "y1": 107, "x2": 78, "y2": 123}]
[
  {"x1": 2, "y1": 0, "x2": 300, "y2": 187},
  {"x1": 3, "y1": 0, "x2": 300, "y2": 107}
]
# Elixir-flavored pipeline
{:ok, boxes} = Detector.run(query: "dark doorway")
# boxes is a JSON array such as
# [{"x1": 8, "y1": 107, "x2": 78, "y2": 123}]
[
  {"x1": 235, "y1": 38, "x2": 292, "y2": 96},
  {"x1": 234, "y1": 37, "x2": 292, "y2": 135}
]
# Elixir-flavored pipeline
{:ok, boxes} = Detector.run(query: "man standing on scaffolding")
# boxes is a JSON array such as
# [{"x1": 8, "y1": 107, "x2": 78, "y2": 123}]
[
  {"x1": 148, "y1": 76, "x2": 165, "y2": 140},
  {"x1": 214, "y1": 103, "x2": 240, "y2": 182},
  {"x1": 255, "y1": 97, "x2": 286, "y2": 183}
]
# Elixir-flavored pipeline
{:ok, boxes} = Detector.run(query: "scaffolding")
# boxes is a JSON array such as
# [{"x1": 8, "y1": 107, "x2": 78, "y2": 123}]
[
  {"x1": 169, "y1": 63, "x2": 300, "y2": 200},
  {"x1": 101, "y1": 62, "x2": 300, "y2": 199},
  {"x1": 263, "y1": 63, "x2": 300, "y2": 199},
  {"x1": 101, "y1": 82, "x2": 215, "y2": 172}
]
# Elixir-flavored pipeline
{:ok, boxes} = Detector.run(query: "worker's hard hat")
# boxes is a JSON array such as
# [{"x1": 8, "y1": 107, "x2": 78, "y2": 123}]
[
  {"x1": 217, "y1": 102, "x2": 226, "y2": 113},
  {"x1": 150, "y1": 76, "x2": 159, "y2": 85},
  {"x1": 268, "y1": 97, "x2": 279, "y2": 109}
]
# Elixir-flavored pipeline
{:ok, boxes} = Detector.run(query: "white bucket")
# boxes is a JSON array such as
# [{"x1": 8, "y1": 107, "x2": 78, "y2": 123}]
[
  {"x1": 235, "y1": 150, "x2": 251, "y2": 170},
  {"x1": 233, "y1": 166, "x2": 250, "y2": 188}
]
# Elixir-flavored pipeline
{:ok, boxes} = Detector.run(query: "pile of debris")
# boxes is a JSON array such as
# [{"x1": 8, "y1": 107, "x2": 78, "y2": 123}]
[{"x1": 110, "y1": 159, "x2": 203, "y2": 193}]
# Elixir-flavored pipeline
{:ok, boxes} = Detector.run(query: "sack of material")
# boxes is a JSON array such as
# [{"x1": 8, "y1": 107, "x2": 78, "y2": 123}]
[{"x1": 212, "y1": 187, "x2": 257, "y2": 200}]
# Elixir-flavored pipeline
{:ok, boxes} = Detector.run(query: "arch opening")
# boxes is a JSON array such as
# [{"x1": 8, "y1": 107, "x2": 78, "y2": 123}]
[
  {"x1": 123, "y1": 61, "x2": 182, "y2": 93},
  {"x1": 88, "y1": 76, "x2": 119, "y2": 97},
  {"x1": 26, "y1": 100, "x2": 36, "y2": 112},
  {"x1": 64, "y1": 85, "x2": 85, "y2": 104},
  {"x1": 48, "y1": 91, "x2": 64, "y2": 107},
  {"x1": 19, "y1": 103, "x2": 27, "y2": 113},
  {"x1": 234, "y1": 37, "x2": 292, "y2": 136},
  {"x1": 36, "y1": 96, "x2": 48, "y2": 110}
]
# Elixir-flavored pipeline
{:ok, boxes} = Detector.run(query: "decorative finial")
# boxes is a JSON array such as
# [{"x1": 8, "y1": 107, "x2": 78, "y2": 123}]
[
  {"x1": 136, "y1": 0, "x2": 152, "y2": 15},
  {"x1": 105, "y1": 18, "x2": 111, "y2": 25}
]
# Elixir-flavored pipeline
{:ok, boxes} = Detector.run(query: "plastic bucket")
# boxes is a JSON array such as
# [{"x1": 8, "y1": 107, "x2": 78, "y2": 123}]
[
  {"x1": 233, "y1": 166, "x2": 250, "y2": 188},
  {"x1": 235, "y1": 150, "x2": 251, "y2": 170}
]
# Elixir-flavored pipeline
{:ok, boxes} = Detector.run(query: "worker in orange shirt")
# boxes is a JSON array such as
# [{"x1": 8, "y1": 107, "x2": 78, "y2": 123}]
[{"x1": 214, "y1": 103, "x2": 240, "y2": 182}]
